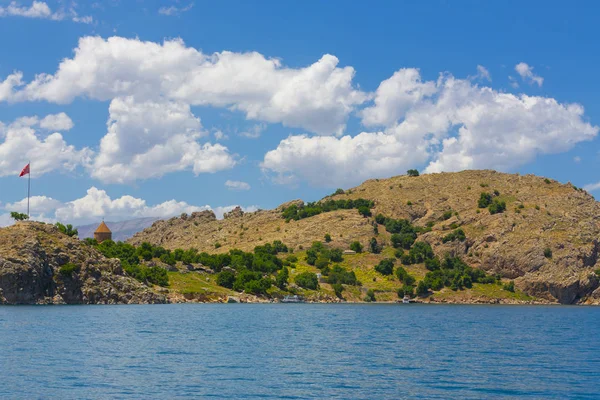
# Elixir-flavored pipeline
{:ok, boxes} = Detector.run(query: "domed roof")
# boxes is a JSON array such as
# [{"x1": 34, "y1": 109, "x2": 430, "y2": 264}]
[{"x1": 94, "y1": 221, "x2": 112, "y2": 234}]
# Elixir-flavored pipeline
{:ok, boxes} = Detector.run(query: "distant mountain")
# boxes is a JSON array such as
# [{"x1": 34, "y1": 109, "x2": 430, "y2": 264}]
[{"x1": 78, "y1": 217, "x2": 160, "y2": 242}]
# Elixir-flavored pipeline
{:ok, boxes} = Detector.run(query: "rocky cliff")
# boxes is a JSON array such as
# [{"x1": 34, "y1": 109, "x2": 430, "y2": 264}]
[
  {"x1": 130, "y1": 170, "x2": 600, "y2": 304},
  {"x1": 0, "y1": 222, "x2": 166, "y2": 305}
]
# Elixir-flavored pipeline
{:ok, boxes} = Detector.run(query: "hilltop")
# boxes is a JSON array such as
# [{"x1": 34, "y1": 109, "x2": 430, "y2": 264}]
[
  {"x1": 77, "y1": 217, "x2": 159, "y2": 242},
  {"x1": 130, "y1": 170, "x2": 600, "y2": 304},
  {"x1": 0, "y1": 222, "x2": 166, "y2": 304}
]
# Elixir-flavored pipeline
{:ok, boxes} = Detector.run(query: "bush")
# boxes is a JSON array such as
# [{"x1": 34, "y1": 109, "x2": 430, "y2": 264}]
[
  {"x1": 358, "y1": 206, "x2": 372, "y2": 218},
  {"x1": 401, "y1": 254, "x2": 413, "y2": 265},
  {"x1": 424, "y1": 257, "x2": 441, "y2": 271},
  {"x1": 503, "y1": 281, "x2": 515, "y2": 292},
  {"x1": 59, "y1": 263, "x2": 80, "y2": 277},
  {"x1": 407, "y1": 169, "x2": 420, "y2": 177},
  {"x1": 332, "y1": 283, "x2": 344, "y2": 298},
  {"x1": 333, "y1": 188, "x2": 345, "y2": 195},
  {"x1": 442, "y1": 228, "x2": 466, "y2": 243},
  {"x1": 315, "y1": 256, "x2": 330, "y2": 270},
  {"x1": 329, "y1": 248, "x2": 344, "y2": 262},
  {"x1": 544, "y1": 247, "x2": 552, "y2": 258},
  {"x1": 369, "y1": 237, "x2": 381, "y2": 254},
  {"x1": 350, "y1": 241, "x2": 363, "y2": 253},
  {"x1": 281, "y1": 198, "x2": 374, "y2": 222},
  {"x1": 295, "y1": 272, "x2": 319, "y2": 290},
  {"x1": 544, "y1": 178, "x2": 551, "y2": 184},
  {"x1": 306, "y1": 249, "x2": 318, "y2": 265},
  {"x1": 55, "y1": 222, "x2": 78, "y2": 237},
  {"x1": 365, "y1": 289, "x2": 376, "y2": 302},
  {"x1": 217, "y1": 270, "x2": 236, "y2": 289},
  {"x1": 394, "y1": 248, "x2": 404, "y2": 259},
  {"x1": 401, "y1": 285, "x2": 414, "y2": 298},
  {"x1": 488, "y1": 199, "x2": 506, "y2": 214},
  {"x1": 396, "y1": 266, "x2": 415, "y2": 286},
  {"x1": 375, "y1": 214, "x2": 386, "y2": 224},
  {"x1": 478, "y1": 192, "x2": 493, "y2": 208},
  {"x1": 375, "y1": 258, "x2": 395, "y2": 275},
  {"x1": 409, "y1": 241, "x2": 434, "y2": 263},
  {"x1": 276, "y1": 267, "x2": 289, "y2": 289},
  {"x1": 324, "y1": 233, "x2": 332, "y2": 242},
  {"x1": 10, "y1": 211, "x2": 29, "y2": 221},
  {"x1": 416, "y1": 281, "x2": 429, "y2": 297},
  {"x1": 327, "y1": 265, "x2": 359, "y2": 286},
  {"x1": 441, "y1": 211, "x2": 453, "y2": 221}
]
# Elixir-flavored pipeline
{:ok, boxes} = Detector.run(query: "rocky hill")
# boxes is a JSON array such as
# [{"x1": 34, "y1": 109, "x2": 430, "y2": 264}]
[
  {"x1": 130, "y1": 170, "x2": 600, "y2": 304},
  {"x1": 0, "y1": 222, "x2": 166, "y2": 304}
]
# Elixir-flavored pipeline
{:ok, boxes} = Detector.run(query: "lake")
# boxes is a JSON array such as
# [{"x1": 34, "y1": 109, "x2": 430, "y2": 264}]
[{"x1": 1, "y1": 304, "x2": 599, "y2": 399}]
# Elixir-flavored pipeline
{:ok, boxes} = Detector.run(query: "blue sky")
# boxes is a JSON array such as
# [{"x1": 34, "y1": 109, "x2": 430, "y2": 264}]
[{"x1": 1, "y1": 0, "x2": 599, "y2": 226}]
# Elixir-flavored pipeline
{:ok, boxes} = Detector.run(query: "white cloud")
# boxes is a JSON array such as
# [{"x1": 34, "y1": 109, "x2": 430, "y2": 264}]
[
  {"x1": 574, "y1": 156, "x2": 581, "y2": 163},
  {"x1": 0, "y1": 188, "x2": 260, "y2": 226},
  {"x1": 361, "y1": 68, "x2": 437, "y2": 127},
  {"x1": 475, "y1": 65, "x2": 491, "y2": 82},
  {"x1": 263, "y1": 70, "x2": 598, "y2": 187},
  {"x1": 91, "y1": 96, "x2": 236, "y2": 183},
  {"x1": 584, "y1": 182, "x2": 600, "y2": 192},
  {"x1": 39, "y1": 112, "x2": 74, "y2": 131},
  {"x1": 508, "y1": 76, "x2": 519, "y2": 88},
  {"x1": 240, "y1": 123, "x2": 266, "y2": 139},
  {"x1": 0, "y1": 1, "x2": 93, "y2": 23},
  {"x1": 3, "y1": 36, "x2": 367, "y2": 135},
  {"x1": 225, "y1": 180, "x2": 251, "y2": 191},
  {"x1": 159, "y1": 2, "x2": 194, "y2": 16},
  {"x1": 0, "y1": 114, "x2": 91, "y2": 177},
  {"x1": 515, "y1": 62, "x2": 544, "y2": 86}
]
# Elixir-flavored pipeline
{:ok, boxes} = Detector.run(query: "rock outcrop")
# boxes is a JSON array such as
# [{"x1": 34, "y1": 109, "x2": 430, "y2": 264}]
[{"x1": 0, "y1": 222, "x2": 166, "y2": 305}]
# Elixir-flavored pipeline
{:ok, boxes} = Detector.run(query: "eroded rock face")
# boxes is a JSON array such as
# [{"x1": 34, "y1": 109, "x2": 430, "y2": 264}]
[
  {"x1": 224, "y1": 206, "x2": 244, "y2": 219},
  {"x1": 0, "y1": 222, "x2": 166, "y2": 305}
]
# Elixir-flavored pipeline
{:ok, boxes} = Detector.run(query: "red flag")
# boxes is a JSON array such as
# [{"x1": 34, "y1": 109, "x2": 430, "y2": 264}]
[{"x1": 19, "y1": 163, "x2": 30, "y2": 177}]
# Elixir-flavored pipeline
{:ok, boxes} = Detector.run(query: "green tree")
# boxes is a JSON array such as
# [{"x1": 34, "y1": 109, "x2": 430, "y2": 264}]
[
  {"x1": 295, "y1": 272, "x2": 319, "y2": 290},
  {"x1": 55, "y1": 222, "x2": 79, "y2": 237},
  {"x1": 416, "y1": 281, "x2": 429, "y2": 296},
  {"x1": 276, "y1": 267, "x2": 289, "y2": 289},
  {"x1": 350, "y1": 241, "x2": 363, "y2": 253},
  {"x1": 544, "y1": 247, "x2": 552, "y2": 258},
  {"x1": 365, "y1": 289, "x2": 376, "y2": 302},
  {"x1": 478, "y1": 192, "x2": 493, "y2": 208},
  {"x1": 375, "y1": 258, "x2": 395, "y2": 275},
  {"x1": 503, "y1": 281, "x2": 515, "y2": 292},
  {"x1": 488, "y1": 199, "x2": 506, "y2": 214},
  {"x1": 332, "y1": 283, "x2": 344, "y2": 298},
  {"x1": 217, "y1": 270, "x2": 236, "y2": 289},
  {"x1": 324, "y1": 233, "x2": 332, "y2": 242},
  {"x1": 407, "y1": 169, "x2": 420, "y2": 177},
  {"x1": 358, "y1": 206, "x2": 372, "y2": 218},
  {"x1": 10, "y1": 212, "x2": 29, "y2": 221},
  {"x1": 369, "y1": 237, "x2": 381, "y2": 254}
]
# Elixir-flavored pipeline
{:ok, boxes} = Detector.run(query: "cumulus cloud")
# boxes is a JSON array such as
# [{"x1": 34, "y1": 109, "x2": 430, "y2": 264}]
[
  {"x1": 2, "y1": 36, "x2": 366, "y2": 135},
  {"x1": 240, "y1": 123, "x2": 266, "y2": 139},
  {"x1": 515, "y1": 62, "x2": 544, "y2": 86},
  {"x1": 0, "y1": 187, "x2": 260, "y2": 226},
  {"x1": 263, "y1": 70, "x2": 598, "y2": 187},
  {"x1": 475, "y1": 65, "x2": 491, "y2": 82},
  {"x1": 39, "y1": 112, "x2": 74, "y2": 131},
  {"x1": 159, "y1": 2, "x2": 194, "y2": 16},
  {"x1": 225, "y1": 180, "x2": 251, "y2": 191},
  {"x1": 0, "y1": 1, "x2": 93, "y2": 23},
  {"x1": 0, "y1": 114, "x2": 91, "y2": 177},
  {"x1": 91, "y1": 97, "x2": 236, "y2": 183},
  {"x1": 583, "y1": 182, "x2": 600, "y2": 192}
]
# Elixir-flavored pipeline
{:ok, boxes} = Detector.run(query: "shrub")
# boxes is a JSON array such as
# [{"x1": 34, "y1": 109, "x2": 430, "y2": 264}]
[
  {"x1": 10, "y1": 212, "x2": 29, "y2": 221},
  {"x1": 59, "y1": 263, "x2": 80, "y2": 277},
  {"x1": 441, "y1": 211, "x2": 453, "y2": 221},
  {"x1": 375, "y1": 258, "x2": 395, "y2": 275},
  {"x1": 324, "y1": 233, "x2": 332, "y2": 242},
  {"x1": 503, "y1": 281, "x2": 515, "y2": 292},
  {"x1": 350, "y1": 241, "x2": 363, "y2": 253},
  {"x1": 369, "y1": 237, "x2": 381, "y2": 254},
  {"x1": 401, "y1": 285, "x2": 414, "y2": 298},
  {"x1": 281, "y1": 198, "x2": 374, "y2": 222},
  {"x1": 333, "y1": 188, "x2": 345, "y2": 195},
  {"x1": 478, "y1": 192, "x2": 493, "y2": 208},
  {"x1": 327, "y1": 265, "x2": 359, "y2": 286},
  {"x1": 406, "y1": 201, "x2": 412, "y2": 206},
  {"x1": 217, "y1": 270, "x2": 236, "y2": 289},
  {"x1": 295, "y1": 272, "x2": 319, "y2": 290},
  {"x1": 424, "y1": 257, "x2": 441, "y2": 271},
  {"x1": 306, "y1": 249, "x2": 318, "y2": 265},
  {"x1": 332, "y1": 283, "x2": 344, "y2": 298},
  {"x1": 544, "y1": 178, "x2": 551, "y2": 184},
  {"x1": 409, "y1": 241, "x2": 434, "y2": 263},
  {"x1": 214, "y1": 242, "x2": 222, "y2": 249},
  {"x1": 395, "y1": 266, "x2": 416, "y2": 286},
  {"x1": 365, "y1": 289, "x2": 376, "y2": 302},
  {"x1": 375, "y1": 214, "x2": 386, "y2": 224},
  {"x1": 394, "y1": 248, "x2": 404, "y2": 259},
  {"x1": 276, "y1": 267, "x2": 289, "y2": 289},
  {"x1": 407, "y1": 169, "x2": 419, "y2": 177},
  {"x1": 286, "y1": 255, "x2": 298, "y2": 263},
  {"x1": 315, "y1": 256, "x2": 330, "y2": 270},
  {"x1": 442, "y1": 228, "x2": 466, "y2": 243},
  {"x1": 544, "y1": 247, "x2": 552, "y2": 259},
  {"x1": 358, "y1": 206, "x2": 372, "y2": 218},
  {"x1": 329, "y1": 248, "x2": 344, "y2": 262},
  {"x1": 488, "y1": 199, "x2": 506, "y2": 214},
  {"x1": 416, "y1": 281, "x2": 429, "y2": 297},
  {"x1": 401, "y1": 254, "x2": 413, "y2": 265},
  {"x1": 55, "y1": 222, "x2": 78, "y2": 237}
]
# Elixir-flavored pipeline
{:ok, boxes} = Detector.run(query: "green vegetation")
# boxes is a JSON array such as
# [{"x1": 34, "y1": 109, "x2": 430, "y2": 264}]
[
  {"x1": 324, "y1": 233, "x2": 332, "y2": 242},
  {"x1": 295, "y1": 272, "x2": 319, "y2": 290},
  {"x1": 369, "y1": 237, "x2": 381, "y2": 254},
  {"x1": 503, "y1": 281, "x2": 515, "y2": 292},
  {"x1": 478, "y1": 192, "x2": 493, "y2": 208},
  {"x1": 216, "y1": 270, "x2": 235, "y2": 289},
  {"x1": 442, "y1": 228, "x2": 466, "y2": 243},
  {"x1": 478, "y1": 191, "x2": 506, "y2": 214},
  {"x1": 350, "y1": 241, "x2": 363, "y2": 253},
  {"x1": 544, "y1": 247, "x2": 553, "y2": 259},
  {"x1": 281, "y1": 198, "x2": 375, "y2": 222},
  {"x1": 396, "y1": 266, "x2": 416, "y2": 286},
  {"x1": 374, "y1": 258, "x2": 395, "y2": 275},
  {"x1": 58, "y1": 263, "x2": 80, "y2": 277},
  {"x1": 488, "y1": 199, "x2": 506, "y2": 214},
  {"x1": 10, "y1": 212, "x2": 28, "y2": 221},
  {"x1": 326, "y1": 265, "x2": 359, "y2": 286},
  {"x1": 421, "y1": 256, "x2": 498, "y2": 292},
  {"x1": 333, "y1": 188, "x2": 345, "y2": 195},
  {"x1": 275, "y1": 267, "x2": 290, "y2": 289},
  {"x1": 365, "y1": 289, "x2": 376, "y2": 301},
  {"x1": 407, "y1": 169, "x2": 420, "y2": 177},
  {"x1": 544, "y1": 178, "x2": 551, "y2": 184},
  {"x1": 441, "y1": 210, "x2": 453, "y2": 221},
  {"x1": 358, "y1": 206, "x2": 372, "y2": 218},
  {"x1": 55, "y1": 222, "x2": 78, "y2": 237}
]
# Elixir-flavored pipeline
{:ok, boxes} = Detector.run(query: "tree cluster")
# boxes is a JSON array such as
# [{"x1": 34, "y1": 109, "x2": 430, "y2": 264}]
[{"x1": 282, "y1": 198, "x2": 375, "y2": 222}]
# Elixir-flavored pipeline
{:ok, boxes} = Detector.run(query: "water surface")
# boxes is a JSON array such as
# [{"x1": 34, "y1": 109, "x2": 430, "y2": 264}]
[{"x1": 1, "y1": 304, "x2": 598, "y2": 399}]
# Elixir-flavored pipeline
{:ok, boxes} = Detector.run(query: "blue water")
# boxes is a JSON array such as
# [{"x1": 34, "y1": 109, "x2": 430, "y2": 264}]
[{"x1": 1, "y1": 305, "x2": 599, "y2": 399}]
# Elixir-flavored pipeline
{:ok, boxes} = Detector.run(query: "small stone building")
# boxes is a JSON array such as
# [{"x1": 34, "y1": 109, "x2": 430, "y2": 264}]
[{"x1": 94, "y1": 221, "x2": 112, "y2": 243}]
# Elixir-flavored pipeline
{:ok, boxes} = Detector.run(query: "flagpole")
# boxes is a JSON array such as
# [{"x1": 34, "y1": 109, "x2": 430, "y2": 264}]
[{"x1": 27, "y1": 161, "x2": 30, "y2": 218}]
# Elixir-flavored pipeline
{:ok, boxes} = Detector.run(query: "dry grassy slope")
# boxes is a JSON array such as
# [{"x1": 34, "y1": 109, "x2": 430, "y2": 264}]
[{"x1": 130, "y1": 170, "x2": 600, "y2": 304}]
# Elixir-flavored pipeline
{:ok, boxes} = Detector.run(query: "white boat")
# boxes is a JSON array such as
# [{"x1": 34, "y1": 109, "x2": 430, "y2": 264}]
[
  {"x1": 402, "y1": 295, "x2": 411, "y2": 304},
  {"x1": 282, "y1": 295, "x2": 304, "y2": 303}
]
